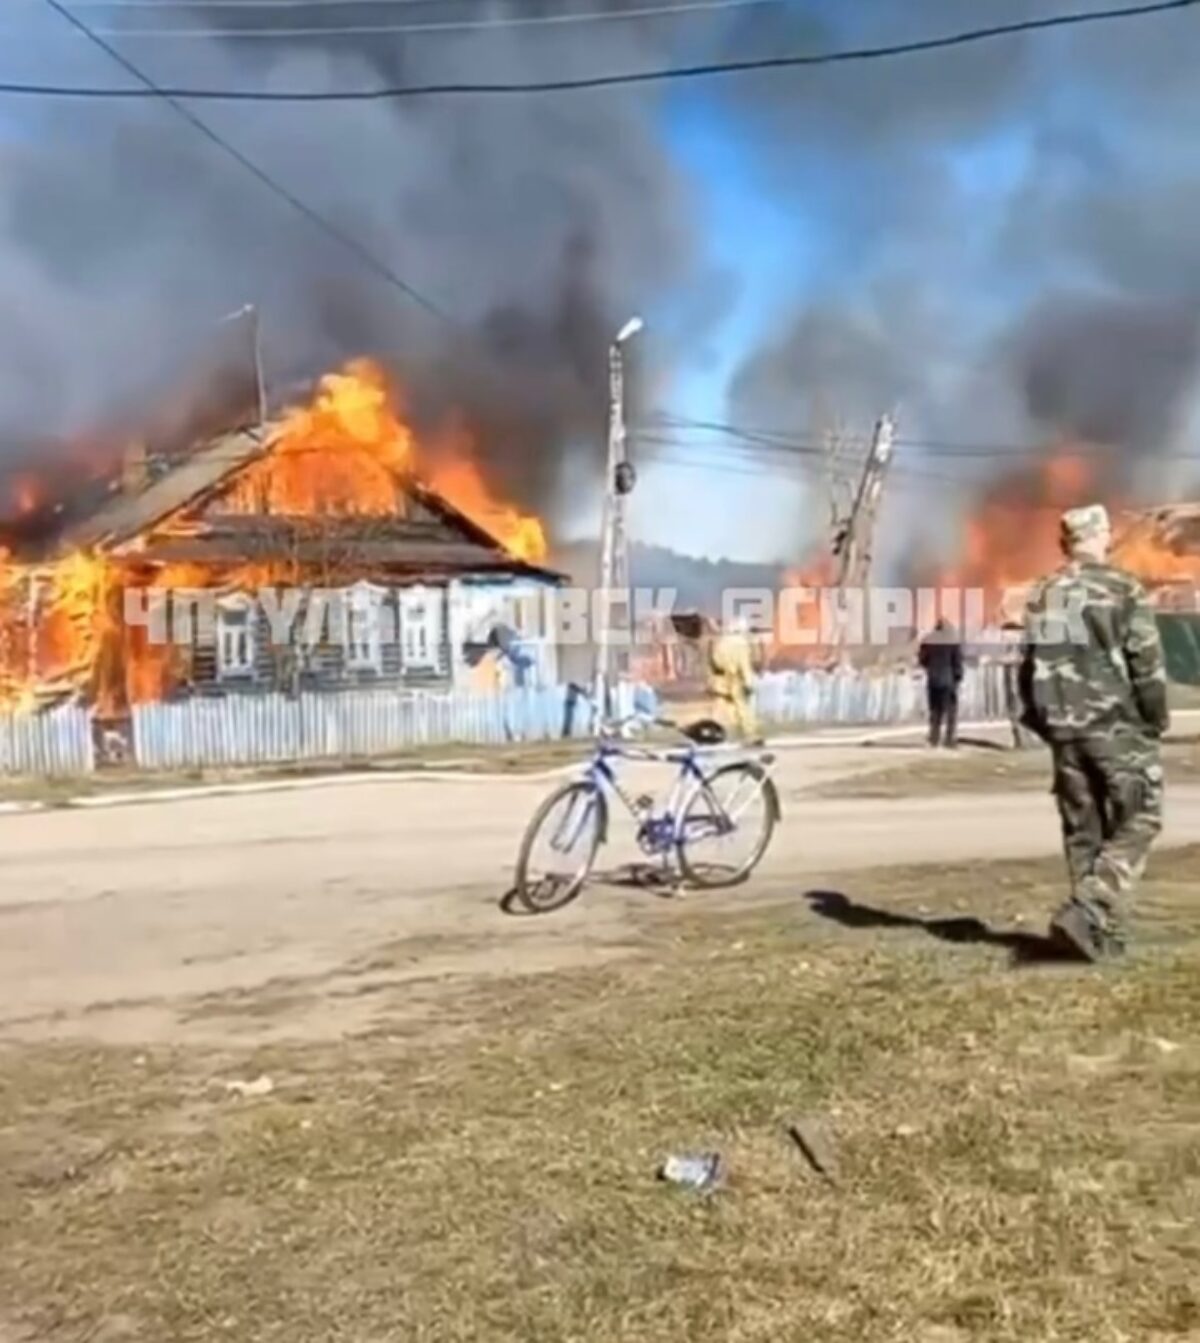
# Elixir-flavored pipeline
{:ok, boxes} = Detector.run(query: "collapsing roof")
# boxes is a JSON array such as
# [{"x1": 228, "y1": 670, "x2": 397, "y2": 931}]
[
  {"x1": 1117, "y1": 502, "x2": 1200, "y2": 555},
  {"x1": 4, "y1": 423, "x2": 563, "y2": 585},
  {"x1": 58, "y1": 427, "x2": 266, "y2": 553}
]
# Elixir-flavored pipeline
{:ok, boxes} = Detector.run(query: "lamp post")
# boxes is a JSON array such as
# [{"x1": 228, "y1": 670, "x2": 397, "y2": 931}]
[
  {"x1": 594, "y1": 316, "x2": 643, "y2": 718},
  {"x1": 219, "y1": 303, "x2": 267, "y2": 431}
]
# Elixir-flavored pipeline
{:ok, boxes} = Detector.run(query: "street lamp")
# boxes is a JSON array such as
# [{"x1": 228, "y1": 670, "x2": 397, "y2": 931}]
[
  {"x1": 594, "y1": 316, "x2": 644, "y2": 716},
  {"x1": 219, "y1": 303, "x2": 267, "y2": 432},
  {"x1": 615, "y1": 315, "x2": 644, "y2": 345}
]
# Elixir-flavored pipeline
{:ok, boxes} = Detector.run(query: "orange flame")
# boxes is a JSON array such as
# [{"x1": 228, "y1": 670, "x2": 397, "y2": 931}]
[
  {"x1": 221, "y1": 359, "x2": 548, "y2": 566},
  {"x1": 770, "y1": 554, "x2": 839, "y2": 667},
  {"x1": 940, "y1": 449, "x2": 1094, "y2": 599},
  {"x1": 427, "y1": 457, "x2": 548, "y2": 564},
  {"x1": 938, "y1": 445, "x2": 1198, "y2": 617},
  {"x1": 1113, "y1": 511, "x2": 1200, "y2": 592},
  {"x1": 0, "y1": 357, "x2": 550, "y2": 709},
  {"x1": 226, "y1": 359, "x2": 415, "y2": 517}
]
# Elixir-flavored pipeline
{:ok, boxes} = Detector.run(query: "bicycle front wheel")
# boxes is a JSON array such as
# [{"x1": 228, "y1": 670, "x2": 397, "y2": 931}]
[
  {"x1": 676, "y1": 761, "x2": 778, "y2": 890},
  {"x1": 513, "y1": 781, "x2": 606, "y2": 914}
]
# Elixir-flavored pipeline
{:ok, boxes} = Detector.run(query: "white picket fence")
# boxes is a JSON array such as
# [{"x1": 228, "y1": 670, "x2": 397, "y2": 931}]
[
  {"x1": 0, "y1": 705, "x2": 95, "y2": 775},
  {"x1": 0, "y1": 668, "x2": 1009, "y2": 776},
  {"x1": 130, "y1": 683, "x2": 618, "y2": 771},
  {"x1": 755, "y1": 662, "x2": 1008, "y2": 729}
]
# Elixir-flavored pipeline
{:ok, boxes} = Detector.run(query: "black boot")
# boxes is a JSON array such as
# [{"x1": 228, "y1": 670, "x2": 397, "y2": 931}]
[{"x1": 1049, "y1": 902, "x2": 1124, "y2": 963}]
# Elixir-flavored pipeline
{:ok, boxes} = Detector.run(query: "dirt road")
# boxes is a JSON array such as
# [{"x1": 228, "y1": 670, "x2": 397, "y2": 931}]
[{"x1": 4, "y1": 744, "x2": 1199, "y2": 1043}]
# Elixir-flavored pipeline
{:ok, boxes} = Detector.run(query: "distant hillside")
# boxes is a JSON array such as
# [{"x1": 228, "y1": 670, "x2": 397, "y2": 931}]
[{"x1": 551, "y1": 540, "x2": 786, "y2": 615}]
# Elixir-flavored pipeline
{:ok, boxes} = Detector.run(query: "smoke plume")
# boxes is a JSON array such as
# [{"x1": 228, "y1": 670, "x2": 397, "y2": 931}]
[
  {"x1": 3, "y1": 0, "x2": 1199, "y2": 552},
  {"x1": 725, "y1": 0, "x2": 1200, "y2": 528},
  {"x1": 0, "y1": 0, "x2": 715, "y2": 519}
]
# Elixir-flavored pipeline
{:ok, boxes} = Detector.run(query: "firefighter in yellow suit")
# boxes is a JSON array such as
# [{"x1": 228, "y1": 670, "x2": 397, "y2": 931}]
[{"x1": 707, "y1": 616, "x2": 760, "y2": 741}]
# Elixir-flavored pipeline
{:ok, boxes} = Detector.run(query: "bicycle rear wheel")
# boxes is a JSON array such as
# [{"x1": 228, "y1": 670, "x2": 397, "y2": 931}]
[
  {"x1": 676, "y1": 761, "x2": 778, "y2": 889},
  {"x1": 513, "y1": 780, "x2": 606, "y2": 913}
]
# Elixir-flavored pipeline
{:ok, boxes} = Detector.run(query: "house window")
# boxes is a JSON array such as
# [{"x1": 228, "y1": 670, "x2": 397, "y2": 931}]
[
  {"x1": 344, "y1": 584, "x2": 386, "y2": 674},
  {"x1": 400, "y1": 586, "x2": 442, "y2": 673},
  {"x1": 216, "y1": 597, "x2": 256, "y2": 680}
]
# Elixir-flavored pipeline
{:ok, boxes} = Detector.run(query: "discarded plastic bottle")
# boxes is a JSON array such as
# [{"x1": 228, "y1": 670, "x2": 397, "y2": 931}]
[{"x1": 658, "y1": 1152, "x2": 723, "y2": 1192}]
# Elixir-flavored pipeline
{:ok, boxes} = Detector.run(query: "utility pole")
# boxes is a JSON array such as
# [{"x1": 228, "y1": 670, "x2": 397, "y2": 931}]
[
  {"x1": 594, "y1": 316, "x2": 642, "y2": 717},
  {"x1": 830, "y1": 413, "x2": 896, "y2": 660},
  {"x1": 822, "y1": 418, "x2": 855, "y2": 559},
  {"x1": 220, "y1": 304, "x2": 267, "y2": 431}
]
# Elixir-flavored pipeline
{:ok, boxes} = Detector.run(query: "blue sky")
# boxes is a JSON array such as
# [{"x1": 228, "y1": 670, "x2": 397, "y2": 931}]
[
  {"x1": 628, "y1": 88, "x2": 813, "y2": 562},
  {"x1": 625, "y1": 81, "x2": 1044, "y2": 563},
  {"x1": 613, "y1": 0, "x2": 1200, "y2": 562}
]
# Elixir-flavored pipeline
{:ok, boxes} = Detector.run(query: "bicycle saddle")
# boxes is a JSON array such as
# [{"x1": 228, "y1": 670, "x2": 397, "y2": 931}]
[{"x1": 681, "y1": 719, "x2": 727, "y2": 746}]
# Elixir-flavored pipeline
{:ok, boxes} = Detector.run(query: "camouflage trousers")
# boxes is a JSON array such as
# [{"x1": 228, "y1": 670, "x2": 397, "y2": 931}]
[{"x1": 1051, "y1": 729, "x2": 1164, "y2": 939}]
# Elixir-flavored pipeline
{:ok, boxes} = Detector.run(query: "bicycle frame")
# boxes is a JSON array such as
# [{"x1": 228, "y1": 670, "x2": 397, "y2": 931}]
[
  {"x1": 582, "y1": 737, "x2": 765, "y2": 853},
  {"x1": 523, "y1": 726, "x2": 779, "y2": 912}
]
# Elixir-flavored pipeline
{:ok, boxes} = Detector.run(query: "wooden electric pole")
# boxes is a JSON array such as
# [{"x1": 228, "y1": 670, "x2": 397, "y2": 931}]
[{"x1": 830, "y1": 413, "x2": 896, "y2": 659}]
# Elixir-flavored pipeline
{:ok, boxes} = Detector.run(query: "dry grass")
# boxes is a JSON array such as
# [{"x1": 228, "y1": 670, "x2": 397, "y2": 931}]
[
  {"x1": 2, "y1": 846, "x2": 1199, "y2": 1343},
  {"x1": 815, "y1": 738, "x2": 1200, "y2": 799}
]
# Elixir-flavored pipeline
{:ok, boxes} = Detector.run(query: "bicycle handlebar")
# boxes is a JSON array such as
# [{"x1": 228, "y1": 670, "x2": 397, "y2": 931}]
[{"x1": 568, "y1": 683, "x2": 768, "y2": 761}]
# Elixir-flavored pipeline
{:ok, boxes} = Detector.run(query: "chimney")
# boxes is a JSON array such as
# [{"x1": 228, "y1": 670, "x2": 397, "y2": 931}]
[{"x1": 121, "y1": 439, "x2": 149, "y2": 495}]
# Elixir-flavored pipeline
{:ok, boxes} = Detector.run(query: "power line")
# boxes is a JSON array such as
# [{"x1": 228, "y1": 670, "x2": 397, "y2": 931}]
[
  {"x1": 640, "y1": 438, "x2": 989, "y2": 488},
  {"x1": 45, "y1": 0, "x2": 778, "y2": 38},
  {"x1": 37, "y1": 0, "x2": 455, "y2": 324},
  {"x1": 72, "y1": 0, "x2": 497, "y2": 6},
  {"x1": 5, "y1": 0, "x2": 1197, "y2": 99},
  {"x1": 654, "y1": 413, "x2": 1200, "y2": 460}
]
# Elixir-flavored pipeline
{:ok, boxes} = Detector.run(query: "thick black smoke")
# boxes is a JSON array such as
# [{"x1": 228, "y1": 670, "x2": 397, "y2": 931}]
[
  {"x1": 5, "y1": 0, "x2": 1200, "y2": 552},
  {"x1": 726, "y1": 0, "x2": 1200, "y2": 526},
  {"x1": 0, "y1": 0, "x2": 717, "y2": 522},
  {"x1": 1014, "y1": 294, "x2": 1200, "y2": 455}
]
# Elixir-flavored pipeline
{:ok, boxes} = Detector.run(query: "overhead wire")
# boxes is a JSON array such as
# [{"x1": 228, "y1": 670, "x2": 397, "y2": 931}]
[
  {"x1": 47, "y1": 0, "x2": 781, "y2": 38},
  {"x1": 638, "y1": 436, "x2": 990, "y2": 490},
  {"x1": 72, "y1": 0, "x2": 559, "y2": 6},
  {"x1": 3, "y1": 0, "x2": 1196, "y2": 98},
  {"x1": 37, "y1": 0, "x2": 458, "y2": 325},
  {"x1": 653, "y1": 413, "x2": 1200, "y2": 460}
]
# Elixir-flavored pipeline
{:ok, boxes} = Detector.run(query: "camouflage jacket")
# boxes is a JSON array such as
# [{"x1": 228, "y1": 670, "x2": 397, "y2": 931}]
[{"x1": 1018, "y1": 560, "x2": 1170, "y2": 741}]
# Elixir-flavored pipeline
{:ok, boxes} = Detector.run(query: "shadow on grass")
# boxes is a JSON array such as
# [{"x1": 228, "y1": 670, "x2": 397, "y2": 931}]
[{"x1": 803, "y1": 888, "x2": 1075, "y2": 965}]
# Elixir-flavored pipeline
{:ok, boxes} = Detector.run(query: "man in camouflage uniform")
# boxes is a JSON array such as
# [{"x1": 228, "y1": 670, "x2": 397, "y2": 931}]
[{"x1": 1018, "y1": 504, "x2": 1169, "y2": 961}]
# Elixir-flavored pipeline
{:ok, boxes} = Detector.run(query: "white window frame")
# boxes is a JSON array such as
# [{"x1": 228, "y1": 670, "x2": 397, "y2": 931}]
[
  {"x1": 343, "y1": 582, "x2": 387, "y2": 674},
  {"x1": 215, "y1": 593, "x2": 256, "y2": 681},
  {"x1": 399, "y1": 584, "x2": 442, "y2": 673}
]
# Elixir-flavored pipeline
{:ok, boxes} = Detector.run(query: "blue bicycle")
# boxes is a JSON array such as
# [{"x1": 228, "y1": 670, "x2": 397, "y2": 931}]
[{"x1": 513, "y1": 709, "x2": 781, "y2": 913}]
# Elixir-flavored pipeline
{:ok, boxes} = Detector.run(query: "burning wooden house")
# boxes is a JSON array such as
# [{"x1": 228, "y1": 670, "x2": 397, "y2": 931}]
[
  {"x1": 1113, "y1": 502, "x2": 1200, "y2": 609},
  {"x1": 0, "y1": 360, "x2": 564, "y2": 713}
]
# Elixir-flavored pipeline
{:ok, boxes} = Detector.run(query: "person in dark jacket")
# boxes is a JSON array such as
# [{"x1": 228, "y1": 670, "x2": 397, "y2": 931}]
[{"x1": 918, "y1": 617, "x2": 964, "y2": 748}]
